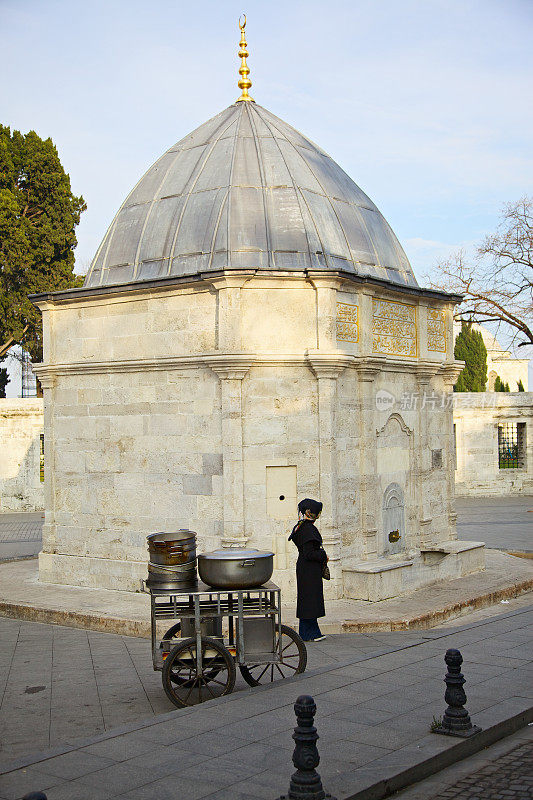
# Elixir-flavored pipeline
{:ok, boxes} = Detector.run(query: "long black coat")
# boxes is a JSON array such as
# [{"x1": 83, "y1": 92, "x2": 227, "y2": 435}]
[{"x1": 289, "y1": 521, "x2": 327, "y2": 619}]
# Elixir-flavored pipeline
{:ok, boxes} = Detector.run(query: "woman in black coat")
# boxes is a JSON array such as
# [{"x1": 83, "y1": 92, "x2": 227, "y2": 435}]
[{"x1": 288, "y1": 498, "x2": 328, "y2": 642}]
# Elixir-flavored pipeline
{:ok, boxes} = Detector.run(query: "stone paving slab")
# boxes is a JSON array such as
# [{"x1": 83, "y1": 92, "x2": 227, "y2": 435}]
[
  {"x1": 435, "y1": 740, "x2": 533, "y2": 799},
  {"x1": 455, "y1": 496, "x2": 533, "y2": 554},
  {"x1": 0, "y1": 513, "x2": 44, "y2": 562},
  {"x1": 0, "y1": 614, "x2": 418, "y2": 765},
  {"x1": 1, "y1": 549, "x2": 532, "y2": 638},
  {"x1": 0, "y1": 606, "x2": 531, "y2": 800},
  {"x1": 393, "y1": 725, "x2": 533, "y2": 799}
]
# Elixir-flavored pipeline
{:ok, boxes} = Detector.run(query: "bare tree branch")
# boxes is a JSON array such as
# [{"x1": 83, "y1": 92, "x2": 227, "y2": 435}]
[{"x1": 426, "y1": 197, "x2": 533, "y2": 348}]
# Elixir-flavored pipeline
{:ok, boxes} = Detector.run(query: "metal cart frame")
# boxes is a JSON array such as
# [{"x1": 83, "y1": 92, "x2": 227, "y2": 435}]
[{"x1": 146, "y1": 580, "x2": 306, "y2": 705}]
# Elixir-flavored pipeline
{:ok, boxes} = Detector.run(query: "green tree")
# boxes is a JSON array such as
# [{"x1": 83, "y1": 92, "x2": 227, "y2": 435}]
[
  {"x1": 494, "y1": 375, "x2": 511, "y2": 392},
  {"x1": 454, "y1": 321, "x2": 488, "y2": 391},
  {"x1": 0, "y1": 125, "x2": 86, "y2": 389},
  {"x1": 517, "y1": 379, "x2": 525, "y2": 391}
]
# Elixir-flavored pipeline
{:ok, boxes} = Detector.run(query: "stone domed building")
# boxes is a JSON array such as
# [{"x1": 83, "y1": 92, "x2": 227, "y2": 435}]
[{"x1": 32, "y1": 23, "x2": 484, "y2": 600}]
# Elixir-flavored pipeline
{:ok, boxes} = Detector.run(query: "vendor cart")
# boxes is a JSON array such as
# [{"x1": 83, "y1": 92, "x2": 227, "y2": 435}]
[{"x1": 146, "y1": 580, "x2": 307, "y2": 707}]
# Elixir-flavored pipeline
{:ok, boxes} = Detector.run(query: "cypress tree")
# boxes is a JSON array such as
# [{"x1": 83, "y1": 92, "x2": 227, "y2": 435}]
[
  {"x1": 454, "y1": 321, "x2": 488, "y2": 391},
  {"x1": 494, "y1": 375, "x2": 502, "y2": 392},
  {"x1": 0, "y1": 125, "x2": 86, "y2": 372},
  {"x1": 518, "y1": 379, "x2": 525, "y2": 391}
]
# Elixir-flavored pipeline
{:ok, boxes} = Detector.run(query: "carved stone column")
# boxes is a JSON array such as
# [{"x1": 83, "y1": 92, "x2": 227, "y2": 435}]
[
  {"x1": 306, "y1": 352, "x2": 352, "y2": 594},
  {"x1": 307, "y1": 273, "x2": 344, "y2": 350},
  {"x1": 205, "y1": 355, "x2": 255, "y2": 547},
  {"x1": 355, "y1": 357, "x2": 385, "y2": 559},
  {"x1": 415, "y1": 361, "x2": 440, "y2": 546},
  {"x1": 209, "y1": 273, "x2": 254, "y2": 351},
  {"x1": 440, "y1": 361, "x2": 465, "y2": 541}
]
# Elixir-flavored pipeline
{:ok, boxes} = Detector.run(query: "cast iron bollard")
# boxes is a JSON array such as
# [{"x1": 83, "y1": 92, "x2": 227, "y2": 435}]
[
  {"x1": 277, "y1": 695, "x2": 336, "y2": 800},
  {"x1": 432, "y1": 648, "x2": 481, "y2": 738}
]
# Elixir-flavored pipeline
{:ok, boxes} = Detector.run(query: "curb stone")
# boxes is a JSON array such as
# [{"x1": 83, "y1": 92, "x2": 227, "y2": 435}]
[{"x1": 1, "y1": 577, "x2": 532, "y2": 638}]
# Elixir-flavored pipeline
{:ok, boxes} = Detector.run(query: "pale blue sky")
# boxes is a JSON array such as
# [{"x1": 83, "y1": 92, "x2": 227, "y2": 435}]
[
  {"x1": 1, "y1": 0, "x2": 532, "y2": 393},
  {"x1": 2, "y1": 0, "x2": 532, "y2": 276}
]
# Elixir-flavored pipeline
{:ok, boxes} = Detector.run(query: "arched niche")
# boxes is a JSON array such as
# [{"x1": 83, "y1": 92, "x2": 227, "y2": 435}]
[{"x1": 382, "y1": 482, "x2": 405, "y2": 555}]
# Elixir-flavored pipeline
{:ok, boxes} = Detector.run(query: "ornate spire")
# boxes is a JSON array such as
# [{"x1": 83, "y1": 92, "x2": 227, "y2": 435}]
[{"x1": 236, "y1": 14, "x2": 254, "y2": 102}]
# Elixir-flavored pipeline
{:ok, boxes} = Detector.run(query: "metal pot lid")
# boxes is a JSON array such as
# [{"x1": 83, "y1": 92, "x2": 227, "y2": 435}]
[
  {"x1": 147, "y1": 530, "x2": 196, "y2": 542},
  {"x1": 198, "y1": 549, "x2": 274, "y2": 560}
]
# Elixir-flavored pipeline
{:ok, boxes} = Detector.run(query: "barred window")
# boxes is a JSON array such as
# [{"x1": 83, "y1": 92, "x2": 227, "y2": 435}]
[{"x1": 498, "y1": 423, "x2": 526, "y2": 470}]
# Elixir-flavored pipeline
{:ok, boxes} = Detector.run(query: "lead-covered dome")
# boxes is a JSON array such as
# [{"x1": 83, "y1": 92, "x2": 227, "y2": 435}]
[{"x1": 84, "y1": 102, "x2": 417, "y2": 288}]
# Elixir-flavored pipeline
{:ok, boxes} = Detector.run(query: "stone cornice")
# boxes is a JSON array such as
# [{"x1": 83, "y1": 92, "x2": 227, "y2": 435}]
[
  {"x1": 415, "y1": 360, "x2": 442, "y2": 385},
  {"x1": 440, "y1": 360, "x2": 465, "y2": 386},
  {"x1": 354, "y1": 355, "x2": 388, "y2": 381},
  {"x1": 29, "y1": 268, "x2": 463, "y2": 307},
  {"x1": 31, "y1": 351, "x2": 458, "y2": 382},
  {"x1": 306, "y1": 350, "x2": 355, "y2": 379},
  {"x1": 30, "y1": 365, "x2": 57, "y2": 389},
  {"x1": 306, "y1": 273, "x2": 346, "y2": 291},
  {"x1": 32, "y1": 356, "x2": 208, "y2": 379},
  {"x1": 203, "y1": 354, "x2": 255, "y2": 380}
]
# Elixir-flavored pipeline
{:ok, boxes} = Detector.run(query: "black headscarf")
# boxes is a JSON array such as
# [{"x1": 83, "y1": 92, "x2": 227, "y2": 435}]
[
  {"x1": 298, "y1": 498, "x2": 323, "y2": 517},
  {"x1": 288, "y1": 498, "x2": 323, "y2": 541}
]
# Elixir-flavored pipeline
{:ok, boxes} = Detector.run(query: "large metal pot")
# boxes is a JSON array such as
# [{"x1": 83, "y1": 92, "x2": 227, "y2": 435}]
[
  {"x1": 147, "y1": 530, "x2": 196, "y2": 566},
  {"x1": 146, "y1": 530, "x2": 198, "y2": 589},
  {"x1": 198, "y1": 549, "x2": 274, "y2": 589}
]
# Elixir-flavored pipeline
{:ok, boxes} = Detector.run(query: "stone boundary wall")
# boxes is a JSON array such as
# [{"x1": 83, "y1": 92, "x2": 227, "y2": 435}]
[
  {"x1": 0, "y1": 399, "x2": 44, "y2": 511},
  {"x1": 454, "y1": 393, "x2": 533, "y2": 496}
]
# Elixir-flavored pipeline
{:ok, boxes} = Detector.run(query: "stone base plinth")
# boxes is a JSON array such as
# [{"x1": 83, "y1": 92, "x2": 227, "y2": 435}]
[
  {"x1": 342, "y1": 541, "x2": 485, "y2": 601},
  {"x1": 39, "y1": 552, "x2": 147, "y2": 592}
]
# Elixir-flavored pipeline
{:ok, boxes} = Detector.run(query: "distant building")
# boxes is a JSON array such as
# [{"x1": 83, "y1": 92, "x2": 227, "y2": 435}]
[
  {"x1": 0, "y1": 399, "x2": 44, "y2": 511},
  {"x1": 452, "y1": 324, "x2": 532, "y2": 496},
  {"x1": 454, "y1": 392, "x2": 533, "y2": 496}
]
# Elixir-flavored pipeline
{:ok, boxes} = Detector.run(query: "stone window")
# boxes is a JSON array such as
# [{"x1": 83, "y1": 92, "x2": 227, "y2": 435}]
[{"x1": 498, "y1": 422, "x2": 526, "y2": 469}]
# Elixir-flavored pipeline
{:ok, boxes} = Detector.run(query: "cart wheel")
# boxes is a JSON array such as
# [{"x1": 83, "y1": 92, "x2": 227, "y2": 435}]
[
  {"x1": 162, "y1": 622, "x2": 181, "y2": 641},
  {"x1": 239, "y1": 624, "x2": 307, "y2": 687},
  {"x1": 162, "y1": 636, "x2": 235, "y2": 708},
  {"x1": 161, "y1": 623, "x2": 222, "y2": 685}
]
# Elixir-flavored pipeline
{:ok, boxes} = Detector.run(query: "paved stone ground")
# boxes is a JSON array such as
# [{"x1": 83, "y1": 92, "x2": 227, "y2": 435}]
[
  {"x1": 455, "y1": 496, "x2": 533, "y2": 553},
  {"x1": 0, "y1": 605, "x2": 531, "y2": 800},
  {"x1": 0, "y1": 513, "x2": 43, "y2": 562},
  {"x1": 392, "y1": 725, "x2": 533, "y2": 799},
  {"x1": 0, "y1": 616, "x2": 419, "y2": 764},
  {"x1": 437, "y1": 741, "x2": 533, "y2": 799}
]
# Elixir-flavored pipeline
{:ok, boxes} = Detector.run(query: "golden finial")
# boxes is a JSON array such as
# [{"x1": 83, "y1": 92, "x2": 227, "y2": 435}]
[{"x1": 236, "y1": 14, "x2": 254, "y2": 102}]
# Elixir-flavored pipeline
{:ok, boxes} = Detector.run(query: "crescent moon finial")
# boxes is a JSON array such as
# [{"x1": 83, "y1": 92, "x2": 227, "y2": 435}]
[{"x1": 236, "y1": 14, "x2": 254, "y2": 102}]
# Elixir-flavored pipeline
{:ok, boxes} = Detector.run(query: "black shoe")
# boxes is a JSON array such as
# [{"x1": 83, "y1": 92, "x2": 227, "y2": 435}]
[{"x1": 311, "y1": 635, "x2": 326, "y2": 642}]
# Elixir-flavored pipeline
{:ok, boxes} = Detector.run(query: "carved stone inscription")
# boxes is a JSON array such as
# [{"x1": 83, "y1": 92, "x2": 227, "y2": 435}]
[
  {"x1": 372, "y1": 298, "x2": 417, "y2": 357},
  {"x1": 336, "y1": 302, "x2": 359, "y2": 343},
  {"x1": 427, "y1": 307, "x2": 447, "y2": 353}
]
